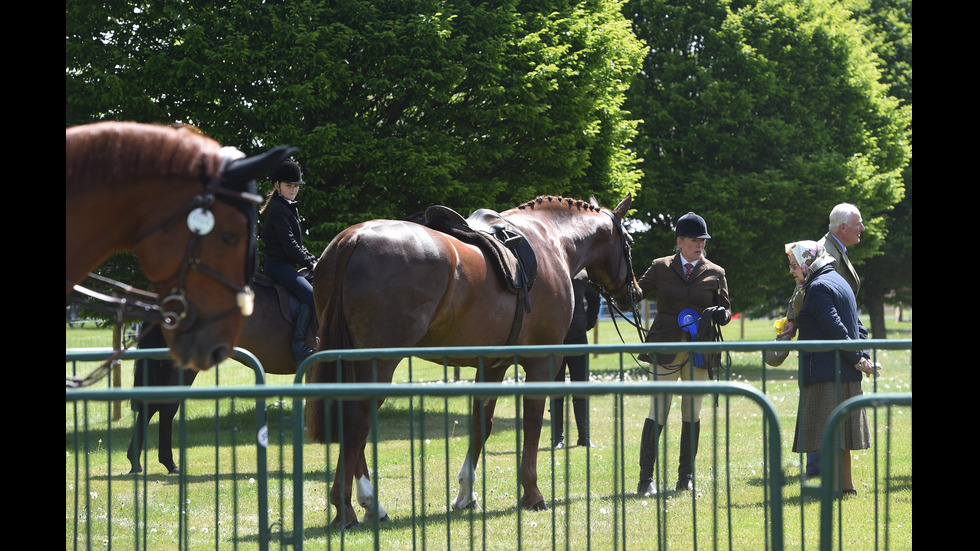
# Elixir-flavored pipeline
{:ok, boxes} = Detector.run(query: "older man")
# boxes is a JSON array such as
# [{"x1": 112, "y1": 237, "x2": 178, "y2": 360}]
[{"x1": 779, "y1": 203, "x2": 866, "y2": 478}]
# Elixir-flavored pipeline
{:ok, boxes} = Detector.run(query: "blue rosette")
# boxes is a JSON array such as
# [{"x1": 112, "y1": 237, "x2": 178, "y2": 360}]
[{"x1": 678, "y1": 308, "x2": 703, "y2": 368}]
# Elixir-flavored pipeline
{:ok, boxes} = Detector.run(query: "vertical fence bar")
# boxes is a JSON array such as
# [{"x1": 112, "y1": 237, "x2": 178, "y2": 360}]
[
  {"x1": 818, "y1": 393, "x2": 912, "y2": 551},
  {"x1": 68, "y1": 339, "x2": 909, "y2": 550}
]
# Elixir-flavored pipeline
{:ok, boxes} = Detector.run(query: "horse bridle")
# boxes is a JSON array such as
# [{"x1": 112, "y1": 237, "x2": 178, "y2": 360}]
[
  {"x1": 69, "y1": 150, "x2": 261, "y2": 353},
  {"x1": 596, "y1": 209, "x2": 647, "y2": 343}
]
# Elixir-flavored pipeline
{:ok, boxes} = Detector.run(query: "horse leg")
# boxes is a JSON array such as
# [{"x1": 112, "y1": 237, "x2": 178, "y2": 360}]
[
  {"x1": 452, "y1": 367, "x2": 508, "y2": 510},
  {"x1": 519, "y1": 357, "x2": 554, "y2": 511},
  {"x1": 355, "y1": 451, "x2": 390, "y2": 524},
  {"x1": 520, "y1": 394, "x2": 548, "y2": 510},
  {"x1": 329, "y1": 399, "x2": 372, "y2": 530},
  {"x1": 452, "y1": 450, "x2": 480, "y2": 511}
]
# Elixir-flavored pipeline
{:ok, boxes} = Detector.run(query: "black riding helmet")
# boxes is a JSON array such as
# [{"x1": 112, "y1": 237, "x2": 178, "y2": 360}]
[
  {"x1": 271, "y1": 159, "x2": 306, "y2": 185},
  {"x1": 675, "y1": 212, "x2": 710, "y2": 239}
]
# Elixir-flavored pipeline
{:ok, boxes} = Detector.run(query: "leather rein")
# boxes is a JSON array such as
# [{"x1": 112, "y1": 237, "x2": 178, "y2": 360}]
[{"x1": 595, "y1": 210, "x2": 647, "y2": 343}]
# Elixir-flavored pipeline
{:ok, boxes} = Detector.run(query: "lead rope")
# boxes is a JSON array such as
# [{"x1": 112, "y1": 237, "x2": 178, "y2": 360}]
[
  {"x1": 66, "y1": 322, "x2": 159, "y2": 389},
  {"x1": 595, "y1": 283, "x2": 665, "y2": 377}
]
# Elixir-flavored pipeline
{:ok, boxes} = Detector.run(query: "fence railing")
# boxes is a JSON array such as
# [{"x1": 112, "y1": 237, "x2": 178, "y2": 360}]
[{"x1": 66, "y1": 339, "x2": 911, "y2": 550}]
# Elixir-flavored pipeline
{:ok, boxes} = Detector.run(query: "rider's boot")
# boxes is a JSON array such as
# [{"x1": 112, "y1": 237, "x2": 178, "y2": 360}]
[{"x1": 291, "y1": 304, "x2": 315, "y2": 365}]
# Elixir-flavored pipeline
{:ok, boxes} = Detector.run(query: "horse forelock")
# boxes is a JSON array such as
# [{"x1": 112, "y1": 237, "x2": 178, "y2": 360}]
[{"x1": 66, "y1": 122, "x2": 224, "y2": 193}]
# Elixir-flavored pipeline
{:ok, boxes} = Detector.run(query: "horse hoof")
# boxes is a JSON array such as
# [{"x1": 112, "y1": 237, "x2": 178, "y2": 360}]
[
  {"x1": 168, "y1": 466, "x2": 180, "y2": 474},
  {"x1": 526, "y1": 500, "x2": 548, "y2": 512},
  {"x1": 451, "y1": 499, "x2": 481, "y2": 512},
  {"x1": 344, "y1": 520, "x2": 361, "y2": 531},
  {"x1": 362, "y1": 513, "x2": 391, "y2": 524},
  {"x1": 128, "y1": 467, "x2": 143, "y2": 475}
]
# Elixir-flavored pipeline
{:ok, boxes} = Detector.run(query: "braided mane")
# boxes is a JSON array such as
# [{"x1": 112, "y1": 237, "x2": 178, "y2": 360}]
[{"x1": 516, "y1": 195, "x2": 603, "y2": 213}]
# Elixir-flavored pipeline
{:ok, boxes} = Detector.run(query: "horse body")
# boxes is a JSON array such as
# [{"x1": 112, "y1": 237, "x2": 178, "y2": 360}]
[
  {"x1": 308, "y1": 195, "x2": 638, "y2": 528},
  {"x1": 66, "y1": 121, "x2": 292, "y2": 370},
  {"x1": 126, "y1": 280, "x2": 390, "y2": 522}
]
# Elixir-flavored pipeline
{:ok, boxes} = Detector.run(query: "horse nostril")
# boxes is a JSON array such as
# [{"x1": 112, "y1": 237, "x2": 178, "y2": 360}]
[{"x1": 209, "y1": 345, "x2": 230, "y2": 367}]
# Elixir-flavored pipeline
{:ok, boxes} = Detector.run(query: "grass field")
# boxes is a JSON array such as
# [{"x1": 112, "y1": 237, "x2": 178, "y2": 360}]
[{"x1": 67, "y1": 314, "x2": 912, "y2": 550}]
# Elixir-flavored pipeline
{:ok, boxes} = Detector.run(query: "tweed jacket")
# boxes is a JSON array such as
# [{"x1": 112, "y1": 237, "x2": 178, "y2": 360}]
[
  {"x1": 797, "y1": 264, "x2": 868, "y2": 387},
  {"x1": 636, "y1": 253, "x2": 732, "y2": 366},
  {"x1": 819, "y1": 232, "x2": 860, "y2": 297}
]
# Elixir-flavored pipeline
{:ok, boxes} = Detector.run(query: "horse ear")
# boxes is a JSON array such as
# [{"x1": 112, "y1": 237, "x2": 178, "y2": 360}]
[
  {"x1": 612, "y1": 194, "x2": 632, "y2": 219},
  {"x1": 226, "y1": 145, "x2": 298, "y2": 189},
  {"x1": 588, "y1": 194, "x2": 600, "y2": 208}
]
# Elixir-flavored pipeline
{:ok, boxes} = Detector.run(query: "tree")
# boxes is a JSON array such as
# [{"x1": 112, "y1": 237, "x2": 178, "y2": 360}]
[
  {"x1": 622, "y1": 0, "x2": 911, "y2": 317},
  {"x1": 844, "y1": 0, "x2": 912, "y2": 338},
  {"x1": 67, "y1": 0, "x2": 646, "y2": 259}
]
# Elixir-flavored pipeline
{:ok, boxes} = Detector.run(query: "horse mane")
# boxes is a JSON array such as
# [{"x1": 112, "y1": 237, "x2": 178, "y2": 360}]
[
  {"x1": 515, "y1": 195, "x2": 603, "y2": 213},
  {"x1": 65, "y1": 122, "x2": 225, "y2": 193}
]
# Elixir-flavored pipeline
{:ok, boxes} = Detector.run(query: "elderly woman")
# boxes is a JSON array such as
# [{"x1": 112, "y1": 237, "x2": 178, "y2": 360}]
[{"x1": 787, "y1": 240, "x2": 877, "y2": 497}]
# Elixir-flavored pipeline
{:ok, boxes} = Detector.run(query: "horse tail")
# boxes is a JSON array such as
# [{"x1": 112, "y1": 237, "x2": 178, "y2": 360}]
[{"x1": 305, "y1": 232, "x2": 358, "y2": 444}]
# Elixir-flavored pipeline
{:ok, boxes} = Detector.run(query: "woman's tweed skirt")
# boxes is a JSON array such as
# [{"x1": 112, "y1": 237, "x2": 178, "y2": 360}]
[{"x1": 792, "y1": 380, "x2": 870, "y2": 453}]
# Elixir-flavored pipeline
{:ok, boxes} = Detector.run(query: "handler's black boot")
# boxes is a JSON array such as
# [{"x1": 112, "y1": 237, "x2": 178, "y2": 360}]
[
  {"x1": 675, "y1": 420, "x2": 701, "y2": 491},
  {"x1": 574, "y1": 398, "x2": 592, "y2": 447},
  {"x1": 291, "y1": 304, "x2": 315, "y2": 366},
  {"x1": 637, "y1": 418, "x2": 663, "y2": 496},
  {"x1": 551, "y1": 397, "x2": 565, "y2": 449}
]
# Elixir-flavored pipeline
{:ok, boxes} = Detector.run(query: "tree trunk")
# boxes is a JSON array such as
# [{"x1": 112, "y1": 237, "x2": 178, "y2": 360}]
[{"x1": 864, "y1": 292, "x2": 887, "y2": 340}]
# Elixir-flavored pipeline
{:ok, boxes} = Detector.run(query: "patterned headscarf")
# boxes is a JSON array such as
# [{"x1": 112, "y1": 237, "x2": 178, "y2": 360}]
[{"x1": 785, "y1": 240, "x2": 835, "y2": 279}]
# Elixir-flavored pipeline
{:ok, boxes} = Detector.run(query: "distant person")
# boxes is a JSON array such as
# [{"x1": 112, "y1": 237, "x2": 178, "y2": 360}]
[
  {"x1": 259, "y1": 159, "x2": 318, "y2": 365},
  {"x1": 785, "y1": 240, "x2": 877, "y2": 498},
  {"x1": 634, "y1": 212, "x2": 731, "y2": 496},
  {"x1": 551, "y1": 270, "x2": 601, "y2": 448},
  {"x1": 778, "y1": 203, "x2": 865, "y2": 478}
]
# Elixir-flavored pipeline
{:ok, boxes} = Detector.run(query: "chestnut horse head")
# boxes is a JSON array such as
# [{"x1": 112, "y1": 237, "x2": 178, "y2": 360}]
[
  {"x1": 305, "y1": 194, "x2": 639, "y2": 528},
  {"x1": 66, "y1": 121, "x2": 294, "y2": 370}
]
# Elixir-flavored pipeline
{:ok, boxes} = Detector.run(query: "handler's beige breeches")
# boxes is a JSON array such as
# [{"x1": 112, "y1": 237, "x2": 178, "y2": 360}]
[{"x1": 646, "y1": 352, "x2": 710, "y2": 423}]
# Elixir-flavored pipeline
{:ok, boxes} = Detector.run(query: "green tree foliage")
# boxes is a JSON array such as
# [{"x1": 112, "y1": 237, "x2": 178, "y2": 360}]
[
  {"x1": 844, "y1": 0, "x2": 912, "y2": 337},
  {"x1": 622, "y1": 0, "x2": 911, "y2": 314},
  {"x1": 67, "y1": 0, "x2": 646, "y2": 259}
]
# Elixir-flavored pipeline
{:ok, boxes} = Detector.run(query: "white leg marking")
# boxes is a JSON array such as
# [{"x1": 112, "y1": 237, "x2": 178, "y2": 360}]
[
  {"x1": 356, "y1": 474, "x2": 389, "y2": 523},
  {"x1": 451, "y1": 453, "x2": 480, "y2": 510}
]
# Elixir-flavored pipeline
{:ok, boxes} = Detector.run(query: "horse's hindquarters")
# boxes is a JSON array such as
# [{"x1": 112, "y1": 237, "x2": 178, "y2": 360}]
[{"x1": 333, "y1": 222, "x2": 459, "y2": 348}]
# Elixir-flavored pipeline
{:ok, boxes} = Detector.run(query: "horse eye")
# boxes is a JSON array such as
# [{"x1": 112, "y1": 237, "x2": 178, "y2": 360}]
[{"x1": 220, "y1": 232, "x2": 241, "y2": 247}]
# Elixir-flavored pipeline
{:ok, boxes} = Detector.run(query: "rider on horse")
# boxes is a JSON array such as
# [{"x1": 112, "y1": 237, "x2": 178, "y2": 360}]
[{"x1": 259, "y1": 159, "x2": 317, "y2": 365}]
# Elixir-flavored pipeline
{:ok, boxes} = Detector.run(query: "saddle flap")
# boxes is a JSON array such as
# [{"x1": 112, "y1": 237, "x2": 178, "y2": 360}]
[
  {"x1": 251, "y1": 273, "x2": 294, "y2": 323},
  {"x1": 424, "y1": 205, "x2": 537, "y2": 298}
]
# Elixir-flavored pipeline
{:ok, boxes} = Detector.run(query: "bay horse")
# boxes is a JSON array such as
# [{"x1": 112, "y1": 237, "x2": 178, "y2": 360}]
[
  {"x1": 307, "y1": 194, "x2": 639, "y2": 528},
  {"x1": 66, "y1": 121, "x2": 294, "y2": 372},
  {"x1": 126, "y1": 278, "x2": 391, "y2": 524}
]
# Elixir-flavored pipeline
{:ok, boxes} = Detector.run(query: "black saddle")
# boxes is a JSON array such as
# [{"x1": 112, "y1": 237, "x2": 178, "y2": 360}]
[{"x1": 423, "y1": 205, "x2": 537, "y2": 311}]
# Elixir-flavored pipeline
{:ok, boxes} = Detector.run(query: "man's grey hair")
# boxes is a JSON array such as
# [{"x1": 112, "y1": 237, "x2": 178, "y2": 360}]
[{"x1": 829, "y1": 203, "x2": 860, "y2": 233}]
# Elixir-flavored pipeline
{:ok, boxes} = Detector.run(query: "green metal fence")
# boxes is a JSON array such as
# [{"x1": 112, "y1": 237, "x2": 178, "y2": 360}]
[{"x1": 66, "y1": 339, "x2": 911, "y2": 550}]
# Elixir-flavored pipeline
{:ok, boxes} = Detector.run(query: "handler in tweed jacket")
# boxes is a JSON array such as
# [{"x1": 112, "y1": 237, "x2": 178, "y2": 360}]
[{"x1": 633, "y1": 212, "x2": 731, "y2": 497}]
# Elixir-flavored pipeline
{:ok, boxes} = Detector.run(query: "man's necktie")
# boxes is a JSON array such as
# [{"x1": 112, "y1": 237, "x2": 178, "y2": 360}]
[{"x1": 685, "y1": 263, "x2": 693, "y2": 281}]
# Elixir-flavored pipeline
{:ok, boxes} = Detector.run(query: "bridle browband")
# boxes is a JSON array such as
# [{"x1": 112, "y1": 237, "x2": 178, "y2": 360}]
[{"x1": 67, "y1": 151, "x2": 261, "y2": 388}]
